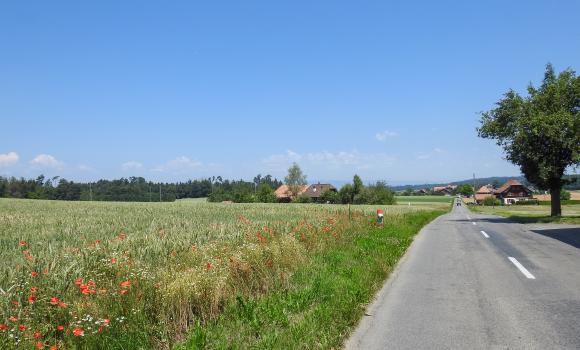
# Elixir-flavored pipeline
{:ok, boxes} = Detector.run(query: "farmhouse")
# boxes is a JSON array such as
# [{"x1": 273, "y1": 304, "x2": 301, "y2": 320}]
[
  {"x1": 302, "y1": 183, "x2": 337, "y2": 203},
  {"x1": 274, "y1": 184, "x2": 308, "y2": 202},
  {"x1": 475, "y1": 185, "x2": 495, "y2": 203},
  {"x1": 433, "y1": 185, "x2": 457, "y2": 195},
  {"x1": 494, "y1": 179, "x2": 533, "y2": 204},
  {"x1": 274, "y1": 183, "x2": 337, "y2": 202}
]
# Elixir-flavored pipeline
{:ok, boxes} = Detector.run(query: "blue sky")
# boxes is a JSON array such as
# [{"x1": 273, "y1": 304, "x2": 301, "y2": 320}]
[{"x1": 1, "y1": 1, "x2": 579, "y2": 185}]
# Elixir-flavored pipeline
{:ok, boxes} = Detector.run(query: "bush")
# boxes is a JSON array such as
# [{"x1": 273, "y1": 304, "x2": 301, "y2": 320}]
[
  {"x1": 294, "y1": 195, "x2": 312, "y2": 203},
  {"x1": 560, "y1": 189, "x2": 571, "y2": 200},
  {"x1": 482, "y1": 197, "x2": 501, "y2": 206},
  {"x1": 354, "y1": 181, "x2": 396, "y2": 205},
  {"x1": 320, "y1": 190, "x2": 340, "y2": 204},
  {"x1": 514, "y1": 199, "x2": 539, "y2": 205}
]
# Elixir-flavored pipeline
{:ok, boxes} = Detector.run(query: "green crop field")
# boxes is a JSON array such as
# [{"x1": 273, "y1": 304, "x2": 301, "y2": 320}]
[
  {"x1": 0, "y1": 199, "x2": 446, "y2": 349},
  {"x1": 395, "y1": 195, "x2": 455, "y2": 204},
  {"x1": 469, "y1": 204, "x2": 580, "y2": 224}
]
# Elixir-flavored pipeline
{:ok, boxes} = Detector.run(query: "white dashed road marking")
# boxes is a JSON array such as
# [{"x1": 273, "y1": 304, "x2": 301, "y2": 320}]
[
  {"x1": 480, "y1": 231, "x2": 490, "y2": 238},
  {"x1": 508, "y1": 257, "x2": 536, "y2": 279}
]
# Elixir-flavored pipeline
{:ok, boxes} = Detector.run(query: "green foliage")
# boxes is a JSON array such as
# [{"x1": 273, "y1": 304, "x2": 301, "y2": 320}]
[
  {"x1": 560, "y1": 189, "x2": 571, "y2": 200},
  {"x1": 320, "y1": 189, "x2": 340, "y2": 204},
  {"x1": 284, "y1": 163, "x2": 307, "y2": 200},
  {"x1": 478, "y1": 63, "x2": 580, "y2": 216},
  {"x1": 256, "y1": 183, "x2": 276, "y2": 203},
  {"x1": 353, "y1": 175, "x2": 363, "y2": 196},
  {"x1": 339, "y1": 184, "x2": 354, "y2": 204},
  {"x1": 456, "y1": 184, "x2": 474, "y2": 196},
  {"x1": 514, "y1": 199, "x2": 539, "y2": 205},
  {"x1": 482, "y1": 197, "x2": 501, "y2": 206},
  {"x1": 354, "y1": 181, "x2": 397, "y2": 205},
  {"x1": 294, "y1": 194, "x2": 312, "y2": 203}
]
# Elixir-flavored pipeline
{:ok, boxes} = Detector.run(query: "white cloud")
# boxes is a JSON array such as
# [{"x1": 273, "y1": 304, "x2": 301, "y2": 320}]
[
  {"x1": 375, "y1": 130, "x2": 398, "y2": 142},
  {"x1": 121, "y1": 161, "x2": 144, "y2": 171},
  {"x1": 152, "y1": 156, "x2": 203, "y2": 173},
  {"x1": 0, "y1": 152, "x2": 19, "y2": 167},
  {"x1": 263, "y1": 150, "x2": 396, "y2": 173},
  {"x1": 30, "y1": 154, "x2": 63, "y2": 168}
]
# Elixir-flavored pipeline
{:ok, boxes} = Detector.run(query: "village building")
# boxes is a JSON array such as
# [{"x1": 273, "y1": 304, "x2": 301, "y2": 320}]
[
  {"x1": 474, "y1": 185, "x2": 495, "y2": 204},
  {"x1": 274, "y1": 183, "x2": 336, "y2": 203},
  {"x1": 432, "y1": 185, "x2": 457, "y2": 195},
  {"x1": 493, "y1": 179, "x2": 533, "y2": 204},
  {"x1": 274, "y1": 184, "x2": 308, "y2": 202},
  {"x1": 302, "y1": 183, "x2": 337, "y2": 203}
]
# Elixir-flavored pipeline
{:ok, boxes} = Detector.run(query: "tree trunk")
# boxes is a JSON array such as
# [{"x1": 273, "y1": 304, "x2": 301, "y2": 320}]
[{"x1": 550, "y1": 185, "x2": 562, "y2": 217}]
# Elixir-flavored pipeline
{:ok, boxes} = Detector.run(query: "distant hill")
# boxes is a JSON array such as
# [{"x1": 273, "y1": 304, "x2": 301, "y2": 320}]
[{"x1": 391, "y1": 174, "x2": 580, "y2": 192}]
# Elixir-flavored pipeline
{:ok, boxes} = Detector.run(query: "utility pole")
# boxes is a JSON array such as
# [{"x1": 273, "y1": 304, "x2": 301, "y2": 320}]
[
  {"x1": 89, "y1": 182, "x2": 93, "y2": 201},
  {"x1": 149, "y1": 185, "x2": 152, "y2": 202},
  {"x1": 473, "y1": 173, "x2": 476, "y2": 200},
  {"x1": 159, "y1": 184, "x2": 162, "y2": 202}
]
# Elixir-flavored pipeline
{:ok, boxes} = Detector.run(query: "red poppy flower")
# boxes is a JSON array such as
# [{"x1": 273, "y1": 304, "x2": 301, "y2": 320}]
[
  {"x1": 120, "y1": 280, "x2": 131, "y2": 288},
  {"x1": 103, "y1": 319, "x2": 110, "y2": 326},
  {"x1": 33, "y1": 331, "x2": 41, "y2": 339},
  {"x1": 12, "y1": 301, "x2": 20, "y2": 306},
  {"x1": 49, "y1": 297, "x2": 60, "y2": 305},
  {"x1": 0, "y1": 324, "x2": 8, "y2": 331},
  {"x1": 28, "y1": 295, "x2": 36, "y2": 304},
  {"x1": 206, "y1": 262, "x2": 213, "y2": 270},
  {"x1": 98, "y1": 326, "x2": 103, "y2": 333},
  {"x1": 58, "y1": 302, "x2": 68, "y2": 309},
  {"x1": 8, "y1": 316, "x2": 17, "y2": 322},
  {"x1": 31, "y1": 271, "x2": 39, "y2": 277},
  {"x1": 110, "y1": 257, "x2": 117, "y2": 264},
  {"x1": 30, "y1": 287, "x2": 38, "y2": 293},
  {"x1": 72, "y1": 327, "x2": 84, "y2": 337},
  {"x1": 74, "y1": 278, "x2": 83, "y2": 286},
  {"x1": 18, "y1": 324, "x2": 27, "y2": 331},
  {"x1": 35, "y1": 342, "x2": 44, "y2": 349},
  {"x1": 57, "y1": 325, "x2": 64, "y2": 331},
  {"x1": 19, "y1": 240, "x2": 27, "y2": 247},
  {"x1": 119, "y1": 289, "x2": 128, "y2": 295},
  {"x1": 81, "y1": 288, "x2": 91, "y2": 295},
  {"x1": 50, "y1": 346, "x2": 58, "y2": 350}
]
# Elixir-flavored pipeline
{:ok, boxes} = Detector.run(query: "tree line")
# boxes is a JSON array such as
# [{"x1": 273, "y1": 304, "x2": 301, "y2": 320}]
[{"x1": 0, "y1": 174, "x2": 282, "y2": 202}]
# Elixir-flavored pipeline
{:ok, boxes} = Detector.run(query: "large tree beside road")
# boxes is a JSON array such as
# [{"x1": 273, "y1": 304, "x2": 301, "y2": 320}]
[{"x1": 478, "y1": 64, "x2": 580, "y2": 216}]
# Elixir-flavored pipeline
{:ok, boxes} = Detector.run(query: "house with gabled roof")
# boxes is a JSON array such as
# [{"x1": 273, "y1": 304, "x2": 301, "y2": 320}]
[
  {"x1": 274, "y1": 183, "x2": 337, "y2": 203},
  {"x1": 494, "y1": 179, "x2": 533, "y2": 204},
  {"x1": 274, "y1": 184, "x2": 308, "y2": 202},
  {"x1": 475, "y1": 185, "x2": 495, "y2": 203}
]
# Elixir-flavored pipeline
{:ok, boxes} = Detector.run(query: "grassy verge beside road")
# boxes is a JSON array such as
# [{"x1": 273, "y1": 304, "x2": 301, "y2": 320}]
[
  {"x1": 178, "y1": 210, "x2": 445, "y2": 349},
  {"x1": 469, "y1": 204, "x2": 580, "y2": 224}
]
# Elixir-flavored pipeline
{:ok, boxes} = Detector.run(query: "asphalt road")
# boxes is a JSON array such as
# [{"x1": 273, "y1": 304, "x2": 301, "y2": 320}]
[{"x1": 345, "y1": 202, "x2": 580, "y2": 350}]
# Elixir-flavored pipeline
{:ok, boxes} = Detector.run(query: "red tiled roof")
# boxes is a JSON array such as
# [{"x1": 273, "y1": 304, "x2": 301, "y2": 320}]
[
  {"x1": 274, "y1": 185, "x2": 308, "y2": 199},
  {"x1": 495, "y1": 179, "x2": 523, "y2": 194}
]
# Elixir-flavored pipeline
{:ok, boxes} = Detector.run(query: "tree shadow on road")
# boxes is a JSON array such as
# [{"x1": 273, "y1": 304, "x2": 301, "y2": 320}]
[{"x1": 531, "y1": 227, "x2": 580, "y2": 249}]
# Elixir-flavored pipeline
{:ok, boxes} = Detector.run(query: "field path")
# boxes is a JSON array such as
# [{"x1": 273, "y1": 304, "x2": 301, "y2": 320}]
[{"x1": 345, "y1": 202, "x2": 580, "y2": 349}]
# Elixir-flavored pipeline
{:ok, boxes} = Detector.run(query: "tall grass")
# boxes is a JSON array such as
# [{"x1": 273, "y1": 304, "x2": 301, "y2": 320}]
[{"x1": 0, "y1": 199, "x2": 443, "y2": 349}]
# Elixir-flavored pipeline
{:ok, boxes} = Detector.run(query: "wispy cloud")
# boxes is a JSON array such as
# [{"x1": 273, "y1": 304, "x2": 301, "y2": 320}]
[
  {"x1": 152, "y1": 156, "x2": 203, "y2": 173},
  {"x1": 121, "y1": 161, "x2": 144, "y2": 171},
  {"x1": 416, "y1": 148, "x2": 445, "y2": 160},
  {"x1": 30, "y1": 154, "x2": 63, "y2": 169},
  {"x1": 262, "y1": 150, "x2": 397, "y2": 174},
  {"x1": 375, "y1": 130, "x2": 398, "y2": 142},
  {"x1": 0, "y1": 151, "x2": 19, "y2": 167}
]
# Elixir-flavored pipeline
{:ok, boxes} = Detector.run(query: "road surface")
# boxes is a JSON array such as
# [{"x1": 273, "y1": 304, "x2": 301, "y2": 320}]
[{"x1": 345, "y1": 202, "x2": 580, "y2": 350}]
